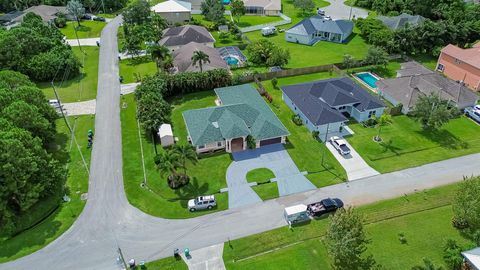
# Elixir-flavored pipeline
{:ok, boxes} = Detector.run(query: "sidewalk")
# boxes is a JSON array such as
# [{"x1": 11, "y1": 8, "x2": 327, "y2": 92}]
[{"x1": 181, "y1": 244, "x2": 226, "y2": 270}]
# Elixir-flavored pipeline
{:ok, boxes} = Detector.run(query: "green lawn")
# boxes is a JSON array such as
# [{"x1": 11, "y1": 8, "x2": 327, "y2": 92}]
[
  {"x1": 236, "y1": 15, "x2": 282, "y2": 28},
  {"x1": 282, "y1": 0, "x2": 330, "y2": 25},
  {"x1": 346, "y1": 115, "x2": 480, "y2": 173},
  {"x1": 350, "y1": 60, "x2": 402, "y2": 78},
  {"x1": 252, "y1": 182, "x2": 280, "y2": 201},
  {"x1": 0, "y1": 115, "x2": 94, "y2": 262},
  {"x1": 60, "y1": 21, "x2": 106, "y2": 39},
  {"x1": 144, "y1": 256, "x2": 188, "y2": 270},
  {"x1": 119, "y1": 57, "x2": 157, "y2": 84},
  {"x1": 412, "y1": 54, "x2": 438, "y2": 70},
  {"x1": 224, "y1": 183, "x2": 473, "y2": 270},
  {"x1": 121, "y1": 93, "x2": 231, "y2": 218},
  {"x1": 246, "y1": 168, "x2": 275, "y2": 183},
  {"x1": 38, "y1": 46, "x2": 99, "y2": 102},
  {"x1": 259, "y1": 72, "x2": 347, "y2": 186}
]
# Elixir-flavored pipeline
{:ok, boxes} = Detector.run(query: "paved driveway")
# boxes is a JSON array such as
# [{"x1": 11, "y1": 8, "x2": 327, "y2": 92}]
[
  {"x1": 326, "y1": 139, "x2": 379, "y2": 180},
  {"x1": 227, "y1": 144, "x2": 315, "y2": 208},
  {"x1": 65, "y1": 38, "x2": 100, "y2": 46},
  {"x1": 323, "y1": 0, "x2": 369, "y2": 20}
]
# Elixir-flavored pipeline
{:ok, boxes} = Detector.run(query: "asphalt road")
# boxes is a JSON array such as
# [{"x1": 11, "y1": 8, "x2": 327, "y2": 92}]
[{"x1": 2, "y1": 17, "x2": 480, "y2": 270}]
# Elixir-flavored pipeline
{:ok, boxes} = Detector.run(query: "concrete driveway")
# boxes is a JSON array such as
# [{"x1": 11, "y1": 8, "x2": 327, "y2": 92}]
[
  {"x1": 326, "y1": 139, "x2": 379, "y2": 180},
  {"x1": 323, "y1": 0, "x2": 369, "y2": 20},
  {"x1": 227, "y1": 144, "x2": 315, "y2": 208}
]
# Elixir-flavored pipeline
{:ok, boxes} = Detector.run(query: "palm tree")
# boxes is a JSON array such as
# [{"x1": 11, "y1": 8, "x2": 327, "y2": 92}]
[
  {"x1": 374, "y1": 113, "x2": 392, "y2": 142},
  {"x1": 155, "y1": 149, "x2": 182, "y2": 188},
  {"x1": 148, "y1": 45, "x2": 171, "y2": 73},
  {"x1": 191, "y1": 50, "x2": 210, "y2": 72},
  {"x1": 174, "y1": 144, "x2": 198, "y2": 177}
]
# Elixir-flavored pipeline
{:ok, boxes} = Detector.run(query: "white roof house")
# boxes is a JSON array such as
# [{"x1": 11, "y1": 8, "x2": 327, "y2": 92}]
[
  {"x1": 284, "y1": 204, "x2": 307, "y2": 216},
  {"x1": 463, "y1": 247, "x2": 480, "y2": 270},
  {"x1": 151, "y1": 0, "x2": 192, "y2": 13},
  {"x1": 158, "y1": 124, "x2": 175, "y2": 147}
]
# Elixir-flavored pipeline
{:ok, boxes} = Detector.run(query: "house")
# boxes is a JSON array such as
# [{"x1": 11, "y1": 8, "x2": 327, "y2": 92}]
[
  {"x1": 159, "y1": 25, "x2": 215, "y2": 51},
  {"x1": 377, "y1": 13, "x2": 425, "y2": 30},
  {"x1": 0, "y1": 11, "x2": 24, "y2": 26},
  {"x1": 1, "y1": 5, "x2": 69, "y2": 27},
  {"x1": 377, "y1": 62, "x2": 479, "y2": 114},
  {"x1": 285, "y1": 16, "x2": 353, "y2": 45},
  {"x1": 183, "y1": 84, "x2": 289, "y2": 153},
  {"x1": 172, "y1": 42, "x2": 228, "y2": 73},
  {"x1": 242, "y1": 0, "x2": 281, "y2": 16},
  {"x1": 281, "y1": 77, "x2": 385, "y2": 140},
  {"x1": 436, "y1": 44, "x2": 480, "y2": 91},
  {"x1": 151, "y1": 0, "x2": 191, "y2": 25},
  {"x1": 462, "y1": 247, "x2": 480, "y2": 270}
]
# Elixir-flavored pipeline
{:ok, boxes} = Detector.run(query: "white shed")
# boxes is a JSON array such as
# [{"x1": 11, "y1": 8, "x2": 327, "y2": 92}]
[
  {"x1": 158, "y1": 124, "x2": 175, "y2": 147},
  {"x1": 463, "y1": 247, "x2": 480, "y2": 270},
  {"x1": 284, "y1": 204, "x2": 309, "y2": 225}
]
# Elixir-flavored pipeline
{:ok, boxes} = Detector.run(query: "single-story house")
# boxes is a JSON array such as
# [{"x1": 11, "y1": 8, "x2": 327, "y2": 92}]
[
  {"x1": 377, "y1": 13, "x2": 425, "y2": 30},
  {"x1": 151, "y1": 0, "x2": 191, "y2": 25},
  {"x1": 183, "y1": 84, "x2": 289, "y2": 153},
  {"x1": 1, "y1": 5, "x2": 70, "y2": 27},
  {"x1": 436, "y1": 43, "x2": 480, "y2": 91},
  {"x1": 242, "y1": 0, "x2": 281, "y2": 16},
  {"x1": 377, "y1": 61, "x2": 479, "y2": 114},
  {"x1": 281, "y1": 77, "x2": 385, "y2": 140},
  {"x1": 285, "y1": 16, "x2": 353, "y2": 45},
  {"x1": 462, "y1": 247, "x2": 480, "y2": 270},
  {"x1": 172, "y1": 42, "x2": 228, "y2": 73},
  {"x1": 159, "y1": 25, "x2": 215, "y2": 51},
  {"x1": 0, "y1": 11, "x2": 24, "y2": 26}
]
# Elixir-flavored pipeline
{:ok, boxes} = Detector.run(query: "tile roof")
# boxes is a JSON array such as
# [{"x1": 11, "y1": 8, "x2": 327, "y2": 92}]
[
  {"x1": 441, "y1": 44, "x2": 480, "y2": 69},
  {"x1": 281, "y1": 77, "x2": 385, "y2": 126},
  {"x1": 286, "y1": 16, "x2": 353, "y2": 36},
  {"x1": 378, "y1": 13, "x2": 425, "y2": 30},
  {"x1": 172, "y1": 42, "x2": 228, "y2": 72},
  {"x1": 160, "y1": 25, "x2": 215, "y2": 47},
  {"x1": 183, "y1": 84, "x2": 289, "y2": 146},
  {"x1": 151, "y1": 0, "x2": 191, "y2": 13}
]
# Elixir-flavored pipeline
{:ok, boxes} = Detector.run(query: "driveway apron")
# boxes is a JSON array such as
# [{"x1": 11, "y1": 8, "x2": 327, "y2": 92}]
[{"x1": 326, "y1": 140, "x2": 379, "y2": 180}]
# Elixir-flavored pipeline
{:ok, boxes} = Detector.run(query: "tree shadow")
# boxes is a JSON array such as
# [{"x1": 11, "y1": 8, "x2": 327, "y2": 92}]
[
  {"x1": 75, "y1": 25, "x2": 92, "y2": 33},
  {"x1": 416, "y1": 129, "x2": 469, "y2": 150},
  {"x1": 173, "y1": 177, "x2": 210, "y2": 208},
  {"x1": 379, "y1": 139, "x2": 402, "y2": 155},
  {"x1": 125, "y1": 56, "x2": 151, "y2": 66}
]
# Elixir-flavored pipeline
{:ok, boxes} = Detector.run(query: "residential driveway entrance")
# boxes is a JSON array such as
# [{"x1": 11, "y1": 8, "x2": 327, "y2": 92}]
[
  {"x1": 227, "y1": 144, "x2": 316, "y2": 208},
  {"x1": 326, "y1": 139, "x2": 379, "y2": 180},
  {"x1": 323, "y1": 0, "x2": 368, "y2": 20}
]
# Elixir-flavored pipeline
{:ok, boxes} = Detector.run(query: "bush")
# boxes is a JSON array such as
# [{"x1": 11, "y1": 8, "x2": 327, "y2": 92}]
[
  {"x1": 271, "y1": 77, "x2": 278, "y2": 89},
  {"x1": 54, "y1": 14, "x2": 67, "y2": 28},
  {"x1": 246, "y1": 135, "x2": 256, "y2": 149},
  {"x1": 292, "y1": 114, "x2": 303, "y2": 126}
]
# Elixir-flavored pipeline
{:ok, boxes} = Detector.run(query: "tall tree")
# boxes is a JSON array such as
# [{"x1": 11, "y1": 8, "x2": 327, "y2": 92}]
[
  {"x1": 148, "y1": 45, "x2": 171, "y2": 73},
  {"x1": 364, "y1": 46, "x2": 389, "y2": 68},
  {"x1": 123, "y1": 0, "x2": 151, "y2": 25},
  {"x1": 343, "y1": 54, "x2": 356, "y2": 71},
  {"x1": 67, "y1": 0, "x2": 85, "y2": 27},
  {"x1": 324, "y1": 207, "x2": 376, "y2": 270},
  {"x1": 293, "y1": 0, "x2": 315, "y2": 15},
  {"x1": 373, "y1": 113, "x2": 392, "y2": 142},
  {"x1": 201, "y1": 0, "x2": 225, "y2": 23},
  {"x1": 410, "y1": 93, "x2": 459, "y2": 130},
  {"x1": 230, "y1": 0, "x2": 245, "y2": 23},
  {"x1": 452, "y1": 176, "x2": 480, "y2": 231},
  {"x1": 136, "y1": 92, "x2": 172, "y2": 134},
  {"x1": 173, "y1": 144, "x2": 198, "y2": 177},
  {"x1": 191, "y1": 50, "x2": 211, "y2": 72}
]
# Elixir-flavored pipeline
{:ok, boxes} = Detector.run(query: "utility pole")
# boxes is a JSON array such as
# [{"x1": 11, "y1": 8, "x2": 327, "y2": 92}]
[
  {"x1": 117, "y1": 247, "x2": 128, "y2": 270},
  {"x1": 101, "y1": 0, "x2": 106, "y2": 14}
]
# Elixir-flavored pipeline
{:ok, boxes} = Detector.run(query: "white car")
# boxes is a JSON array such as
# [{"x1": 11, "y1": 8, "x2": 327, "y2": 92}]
[
  {"x1": 188, "y1": 195, "x2": 216, "y2": 212},
  {"x1": 48, "y1": 99, "x2": 61, "y2": 108},
  {"x1": 329, "y1": 136, "x2": 351, "y2": 155},
  {"x1": 465, "y1": 106, "x2": 480, "y2": 123},
  {"x1": 473, "y1": 105, "x2": 480, "y2": 113},
  {"x1": 324, "y1": 15, "x2": 332, "y2": 20}
]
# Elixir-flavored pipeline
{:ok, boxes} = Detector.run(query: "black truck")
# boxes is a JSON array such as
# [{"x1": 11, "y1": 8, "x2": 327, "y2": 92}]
[{"x1": 307, "y1": 198, "x2": 344, "y2": 217}]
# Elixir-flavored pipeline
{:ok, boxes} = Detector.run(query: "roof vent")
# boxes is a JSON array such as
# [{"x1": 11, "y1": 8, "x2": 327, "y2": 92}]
[{"x1": 212, "y1": 122, "x2": 219, "y2": 128}]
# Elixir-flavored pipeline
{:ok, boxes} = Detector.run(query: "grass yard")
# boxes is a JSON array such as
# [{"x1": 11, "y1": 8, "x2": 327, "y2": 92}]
[
  {"x1": 282, "y1": 0, "x2": 330, "y2": 25},
  {"x1": 246, "y1": 168, "x2": 275, "y2": 183},
  {"x1": 350, "y1": 60, "x2": 402, "y2": 78},
  {"x1": 224, "y1": 183, "x2": 473, "y2": 270},
  {"x1": 60, "y1": 21, "x2": 106, "y2": 39},
  {"x1": 144, "y1": 256, "x2": 188, "y2": 270},
  {"x1": 119, "y1": 57, "x2": 157, "y2": 84},
  {"x1": 412, "y1": 54, "x2": 439, "y2": 70},
  {"x1": 38, "y1": 46, "x2": 99, "y2": 102},
  {"x1": 346, "y1": 115, "x2": 480, "y2": 173},
  {"x1": 121, "y1": 93, "x2": 231, "y2": 218},
  {"x1": 244, "y1": 28, "x2": 369, "y2": 68},
  {"x1": 236, "y1": 15, "x2": 282, "y2": 28},
  {"x1": 258, "y1": 72, "x2": 347, "y2": 186},
  {"x1": 0, "y1": 115, "x2": 94, "y2": 262},
  {"x1": 247, "y1": 168, "x2": 279, "y2": 200}
]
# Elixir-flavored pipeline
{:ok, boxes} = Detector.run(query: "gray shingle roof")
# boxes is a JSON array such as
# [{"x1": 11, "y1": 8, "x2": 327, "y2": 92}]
[
  {"x1": 160, "y1": 25, "x2": 215, "y2": 47},
  {"x1": 183, "y1": 84, "x2": 289, "y2": 146},
  {"x1": 378, "y1": 13, "x2": 425, "y2": 30},
  {"x1": 286, "y1": 16, "x2": 353, "y2": 36},
  {"x1": 281, "y1": 77, "x2": 385, "y2": 126},
  {"x1": 172, "y1": 42, "x2": 228, "y2": 72}
]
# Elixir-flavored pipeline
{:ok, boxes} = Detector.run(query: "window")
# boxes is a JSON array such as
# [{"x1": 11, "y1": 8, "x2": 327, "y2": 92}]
[
  {"x1": 217, "y1": 141, "x2": 223, "y2": 147},
  {"x1": 437, "y1": 63, "x2": 445, "y2": 72},
  {"x1": 198, "y1": 145, "x2": 205, "y2": 149},
  {"x1": 368, "y1": 111, "x2": 376, "y2": 118}
]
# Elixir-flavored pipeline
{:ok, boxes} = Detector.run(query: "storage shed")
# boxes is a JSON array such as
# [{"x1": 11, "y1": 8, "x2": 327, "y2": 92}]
[
  {"x1": 158, "y1": 124, "x2": 175, "y2": 147},
  {"x1": 284, "y1": 204, "x2": 309, "y2": 225}
]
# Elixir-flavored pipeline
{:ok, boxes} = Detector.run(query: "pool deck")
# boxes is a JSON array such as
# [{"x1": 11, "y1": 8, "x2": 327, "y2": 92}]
[{"x1": 352, "y1": 72, "x2": 381, "y2": 93}]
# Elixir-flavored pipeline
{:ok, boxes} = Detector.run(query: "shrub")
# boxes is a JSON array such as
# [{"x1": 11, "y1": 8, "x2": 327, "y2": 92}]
[
  {"x1": 292, "y1": 114, "x2": 303, "y2": 126},
  {"x1": 271, "y1": 77, "x2": 278, "y2": 89},
  {"x1": 246, "y1": 135, "x2": 256, "y2": 149}
]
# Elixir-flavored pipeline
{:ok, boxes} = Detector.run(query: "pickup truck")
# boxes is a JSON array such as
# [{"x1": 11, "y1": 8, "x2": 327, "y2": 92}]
[
  {"x1": 465, "y1": 106, "x2": 480, "y2": 124},
  {"x1": 307, "y1": 198, "x2": 344, "y2": 217}
]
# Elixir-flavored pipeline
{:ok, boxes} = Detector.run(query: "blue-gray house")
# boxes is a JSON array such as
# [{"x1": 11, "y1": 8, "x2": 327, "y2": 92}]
[
  {"x1": 285, "y1": 16, "x2": 353, "y2": 45},
  {"x1": 281, "y1": 77, "x2": 385, "y2": 140}
]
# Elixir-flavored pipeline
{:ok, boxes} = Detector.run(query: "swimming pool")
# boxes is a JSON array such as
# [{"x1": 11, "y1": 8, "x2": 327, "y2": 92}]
[
  {"x1": 222, "y1": 0, "x2": 230, "y2": 4},
  {"x1": 356, "y1": 72, "x2": 379, "y2": 89},
  {"x1": 225, "y1": 56, "x2": 239, "y2": 65}
]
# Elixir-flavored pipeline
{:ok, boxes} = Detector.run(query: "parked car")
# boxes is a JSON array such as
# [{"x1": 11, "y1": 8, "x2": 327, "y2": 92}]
[
  {"x1": 270, "y1": 66, "x2": 282, "y2": 72},
  {"x1": 465, "y1": 106, "x2": 480, "y2": 123},
  {"x1": 474, "y1": 105, "x2": 480, "y2": 113},
  {"x1": 82, "y1": 14, "x2": 93, "y2": 20},
  {"x1": 188, "y1": 195, "x2": 216, "y2": 212},
  {"x1": 48, "y1": 99, "x2": 61, "y2": 109},
  {"x1": 317, "y1": 9, "x2": 325, "y2": 16},
  {"x1": 324, "y1": 15, "x2": 332, "y2": 20},
  {"x1": 93, "y1": 16, "x2": 106, "y2": 22},
  {"x1": 329, "y1": 136, "x2": 350, "y2": 155},
  {"x1": 261, "y1": 26, "x2": 276, "y2": 36},
  {"x1": 307, "y1": 198, "x2": 344, "y2": 217}
]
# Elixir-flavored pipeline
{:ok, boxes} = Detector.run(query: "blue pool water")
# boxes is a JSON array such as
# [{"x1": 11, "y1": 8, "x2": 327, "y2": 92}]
[
  {"x1": 225, "y1": 56, "x2": 239, "y2": 65},
  {"x1": 356, "y1": 72, "x2": 378, "y2": 88},
  {"x1": 223, "y1": 0, "x2": 230, "y2": 4}
]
